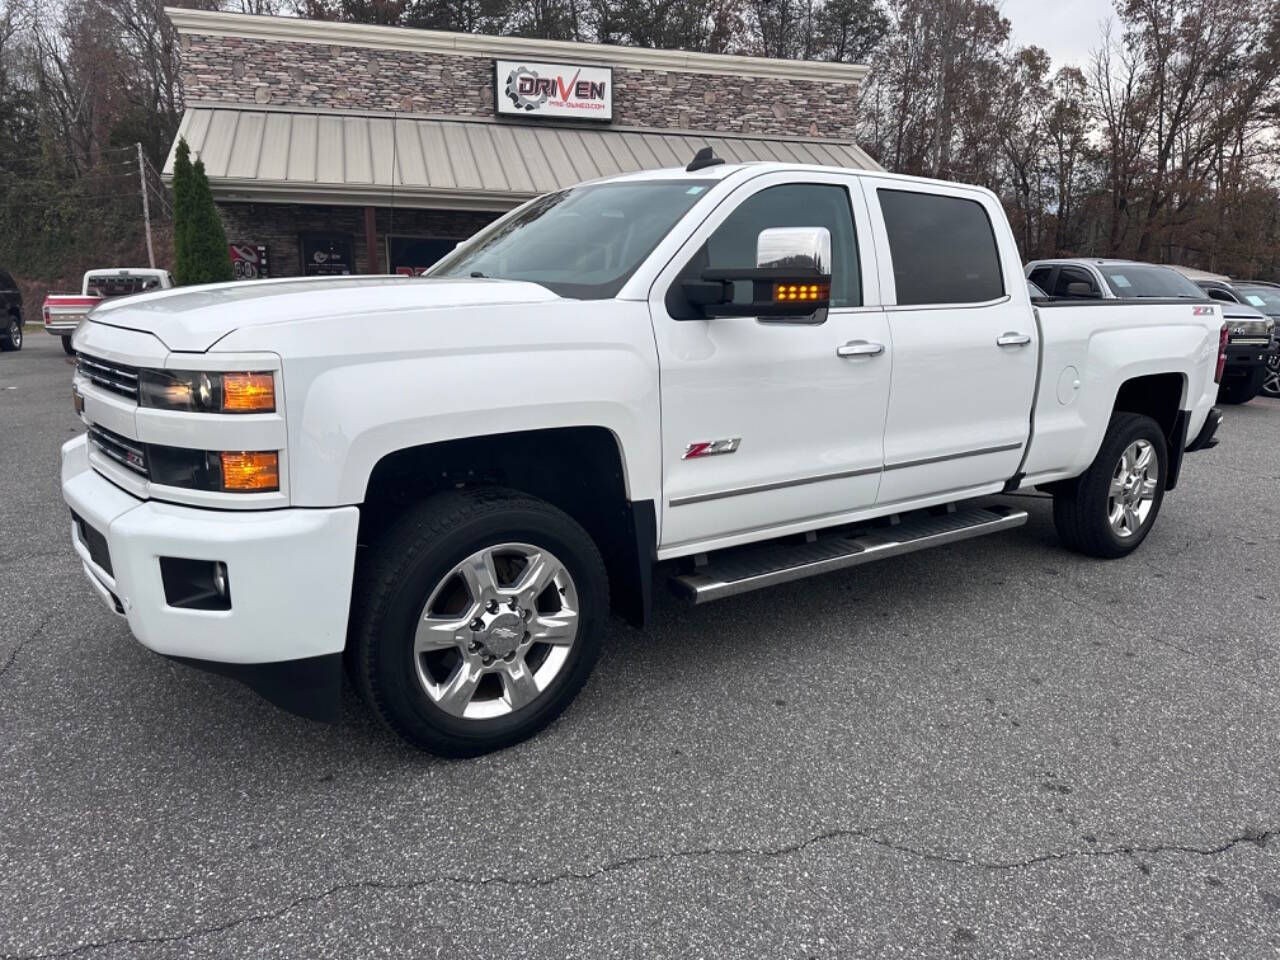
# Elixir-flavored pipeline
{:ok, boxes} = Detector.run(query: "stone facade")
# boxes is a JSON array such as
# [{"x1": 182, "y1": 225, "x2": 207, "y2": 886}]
[
  {"x1": 181, "y1": 33, "x2": 858, "y2": 140},
  {"x1": 218, "y1": 202, "x2": 499, "y2": 277}
]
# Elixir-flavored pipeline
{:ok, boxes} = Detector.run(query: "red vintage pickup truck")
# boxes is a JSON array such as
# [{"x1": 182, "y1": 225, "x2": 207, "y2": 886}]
[{"x1": 43, "y1": 268, "x2": 172, "y2": 354}]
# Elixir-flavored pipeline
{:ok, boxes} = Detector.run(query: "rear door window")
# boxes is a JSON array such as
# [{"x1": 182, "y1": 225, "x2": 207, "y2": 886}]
[{"x1": 877, "y1": 189, "x2": 1004, "y2": 306}]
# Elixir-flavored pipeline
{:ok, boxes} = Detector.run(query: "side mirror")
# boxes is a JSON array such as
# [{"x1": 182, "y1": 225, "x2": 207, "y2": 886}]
[
  {"x1": 679, "y1": 226, "x2": 833, "y2": 319},
  {"x1": 1066, "y1": 281, "x2": 1100, "y2": 299}
]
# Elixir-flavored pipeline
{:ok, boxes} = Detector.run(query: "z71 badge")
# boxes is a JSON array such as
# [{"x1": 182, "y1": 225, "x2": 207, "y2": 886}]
[{"x1": 683, "y1": 438, "x2": 741, "y2": 459}]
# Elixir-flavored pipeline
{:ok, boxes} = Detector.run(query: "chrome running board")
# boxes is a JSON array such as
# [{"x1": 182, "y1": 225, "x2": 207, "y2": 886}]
[{"x1": 670, "y1": 505, "x2": 1028, "y2": 604}]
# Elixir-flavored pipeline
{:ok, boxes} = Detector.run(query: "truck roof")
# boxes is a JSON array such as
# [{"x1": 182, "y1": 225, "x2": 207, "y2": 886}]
[{"x1": 584, "y1": 160, "x2": 998, "y2": 199}]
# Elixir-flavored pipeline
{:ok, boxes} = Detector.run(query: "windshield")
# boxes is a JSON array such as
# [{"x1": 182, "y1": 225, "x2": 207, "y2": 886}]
[
  {"x1": 427, "y1": 180, "x2": 716, "y2": 299},
  {"x1": 1098, "y1": 264, "x2": 1206, "y2": 299},
  {"x1": 1235, "y1": 285, "x2": 1280, "y2": 316}
]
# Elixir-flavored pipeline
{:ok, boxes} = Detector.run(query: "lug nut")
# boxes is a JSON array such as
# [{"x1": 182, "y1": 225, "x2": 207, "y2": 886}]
[
  {"x1": 470, "y1": 618, "x2": 484, "y2": 631},
  {"x1": 486, "y1": 599, "x2": 499, "y2": 613},
  {"x1": 504, "y1": 651, "x2": 516, "y2": 661}
]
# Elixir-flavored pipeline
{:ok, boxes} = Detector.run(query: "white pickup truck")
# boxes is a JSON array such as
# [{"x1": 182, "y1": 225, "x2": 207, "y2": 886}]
[
  {"x1": 62, "y1": 154, "x2": 1225, "y2": 756},
  {"x1": 43, "y1": 268, "x2": 173, "y2": 354}
]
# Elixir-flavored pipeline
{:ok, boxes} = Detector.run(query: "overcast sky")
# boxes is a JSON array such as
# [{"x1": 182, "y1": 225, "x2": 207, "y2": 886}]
[{"x1": 1000, "y1": 0, "x2": 1117, "y2": 67}]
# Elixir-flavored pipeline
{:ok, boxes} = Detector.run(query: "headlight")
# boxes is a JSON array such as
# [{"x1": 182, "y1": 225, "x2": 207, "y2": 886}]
[
  {"x1": 148, "y1": 445, "x2": 280, "y2": 492},
  {"x1": 139, "y1": 370, "x2": 275, "y2": 413}
]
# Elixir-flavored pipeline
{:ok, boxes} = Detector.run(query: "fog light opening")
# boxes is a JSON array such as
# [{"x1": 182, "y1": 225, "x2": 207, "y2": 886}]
[{"x1": 161, "y1": 557, "x2": 232, "y2": 611}]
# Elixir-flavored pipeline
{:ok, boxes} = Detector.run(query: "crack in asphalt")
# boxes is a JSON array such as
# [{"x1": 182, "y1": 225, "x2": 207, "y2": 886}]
[
  {"x1": 4, "y1": 827, "x2": 1273, "y2": 959},
  {"x1": 0, "y1": 614, "x2": 49, "y2": 682}
]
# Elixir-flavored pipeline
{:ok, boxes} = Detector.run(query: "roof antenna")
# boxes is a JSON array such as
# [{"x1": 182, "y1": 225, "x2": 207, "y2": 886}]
[{"x1": 686, "y1": 146, "x2": 724, "y2": 172}]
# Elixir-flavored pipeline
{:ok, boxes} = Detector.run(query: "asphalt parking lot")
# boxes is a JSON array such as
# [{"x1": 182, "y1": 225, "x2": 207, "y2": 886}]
[{"x1": 2, "y1": 330, "x2": 1279, "y2": 959}]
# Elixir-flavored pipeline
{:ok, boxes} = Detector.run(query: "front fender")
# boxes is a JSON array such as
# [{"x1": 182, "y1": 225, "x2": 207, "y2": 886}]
[{"x1": 266, "y1": 301, "x2": 662, "y2": 508}]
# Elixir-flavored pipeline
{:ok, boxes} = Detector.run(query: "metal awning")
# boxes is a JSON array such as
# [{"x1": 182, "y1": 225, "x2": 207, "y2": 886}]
[{"x1": 166, "y1": 106, "x2": 883, "y2": 210}]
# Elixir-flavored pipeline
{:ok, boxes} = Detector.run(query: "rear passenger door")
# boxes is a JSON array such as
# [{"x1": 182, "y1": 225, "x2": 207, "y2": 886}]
[{"x1": 860, "y1": 180, "x2": 1039, "y2": 506}]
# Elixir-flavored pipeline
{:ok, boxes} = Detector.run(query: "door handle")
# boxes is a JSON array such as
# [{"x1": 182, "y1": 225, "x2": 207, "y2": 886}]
[
  {"x1": 997, "y1": 332, "x2": 1032, "y2": 347},
  {"x1": 836, "y1": 340, "x2": 885, "y2": 358}
]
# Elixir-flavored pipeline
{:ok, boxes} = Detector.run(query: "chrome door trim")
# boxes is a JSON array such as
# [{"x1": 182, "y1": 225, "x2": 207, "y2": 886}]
[
  {"x1": 669, "y1": 465, "x2": 881, "y2": 507},
  {"x1": 884, "y1": 441, "x2": 1023, "y2": 472}
]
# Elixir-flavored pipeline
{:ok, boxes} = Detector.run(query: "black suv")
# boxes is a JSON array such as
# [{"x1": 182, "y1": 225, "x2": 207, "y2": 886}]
[{"x1": 0, "y1": 269, "x2": 22, "y2": 352}]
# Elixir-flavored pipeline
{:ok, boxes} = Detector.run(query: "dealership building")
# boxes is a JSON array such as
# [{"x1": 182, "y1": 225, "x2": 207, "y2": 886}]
[{"x1": 163, "y1": 7, "x2": 880, "y2": 279}]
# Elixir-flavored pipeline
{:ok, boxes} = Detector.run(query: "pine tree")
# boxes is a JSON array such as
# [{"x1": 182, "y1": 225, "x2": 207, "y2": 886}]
[
  {"x1": 171, "y1": 138, "x2": 196, "y2": 285},
  {"x1": 172, "y1": 138, "x2": 233, "y2": 285}
]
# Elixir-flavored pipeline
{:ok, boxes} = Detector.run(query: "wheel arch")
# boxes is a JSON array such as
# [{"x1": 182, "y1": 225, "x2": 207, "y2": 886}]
[
  {"x1": 1110, "y1": 371, "x2": 1188, "y2": 489},
  {"x1": 358, "y1": 426, "x2": 655, "y2": 627}
]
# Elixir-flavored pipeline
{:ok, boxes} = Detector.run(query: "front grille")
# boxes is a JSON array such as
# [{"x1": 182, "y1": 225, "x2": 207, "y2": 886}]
[
  {"x1": 77, "y1": 353, "x2": 140, "y2": 402},
  {"x1": 88, "y1": 424, "x2": 148, "y2": 478},
  {"x1": 71, "y1": 510, "x2": 114, "y2": 577}
]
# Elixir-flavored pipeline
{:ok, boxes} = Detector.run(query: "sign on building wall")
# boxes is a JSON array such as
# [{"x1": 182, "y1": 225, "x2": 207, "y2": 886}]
[
  {"x1": 229, "y1": 243, "x2": 270, "y2": 280},
  {"x1": 300, "y1": 232, "x2": 354, "y2": 276},
  {"x1": 495, "y1": 60, "x2": 613, "y2": 121}
]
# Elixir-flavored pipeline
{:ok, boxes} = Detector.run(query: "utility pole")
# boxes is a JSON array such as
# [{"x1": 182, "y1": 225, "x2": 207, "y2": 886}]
[{"x1": 137, "y1": 142, "x2": 155, "y2": 269}]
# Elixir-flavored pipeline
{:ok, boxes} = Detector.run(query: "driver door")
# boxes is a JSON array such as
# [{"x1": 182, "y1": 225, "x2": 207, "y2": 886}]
[{"x1": 648, "y1": 172, "x2": 892, "y2": 552}]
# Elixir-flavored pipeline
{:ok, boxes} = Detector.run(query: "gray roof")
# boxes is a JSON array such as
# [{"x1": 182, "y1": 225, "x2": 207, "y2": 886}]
[{"x1": 166, "y1": 106, "x2": 883, "y2": 210}]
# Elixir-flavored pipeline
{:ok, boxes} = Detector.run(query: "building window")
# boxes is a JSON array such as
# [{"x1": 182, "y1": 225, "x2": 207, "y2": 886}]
[
  {"x1": 387, "y1": 236, "x2": 460, "y2": 275},
  {"x1": 300, "y1": 231, "x2": 355, "y2": 276}
]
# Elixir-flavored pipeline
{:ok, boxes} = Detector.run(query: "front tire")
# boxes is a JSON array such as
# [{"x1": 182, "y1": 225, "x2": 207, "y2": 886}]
[
  {"x1": 1263, "y1": 354, "x2": 1280, "y2": 399},
  {"x1": 1218, "y1": 366, "x2": 1264, "y2": 404},
  {"x1": 1052, "y1": 412, "x2": 1167, "y2": 559},
  {"x1": 351, "y1": 488, "x2": 608, "y2": 757},
  {"x1": 61, "y1": 335, "x2": 75, "y2": 356},
  {"x1": 0, "y1": 316, "x2": 20, "y2": 351}
]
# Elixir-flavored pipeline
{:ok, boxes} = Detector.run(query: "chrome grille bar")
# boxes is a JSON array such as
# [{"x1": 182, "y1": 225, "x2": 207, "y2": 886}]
[
  {"x1": 88, "y1": 424, "x2": 148, "y2": 477},
  {"x1": 77, "y1": 354, "x2": 141, "y2": 402}
]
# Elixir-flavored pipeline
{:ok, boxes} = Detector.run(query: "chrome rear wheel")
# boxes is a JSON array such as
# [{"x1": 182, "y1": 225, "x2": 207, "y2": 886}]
[{"x1": 1107, "y1": 439, "x2": 1158, "y2": 538}]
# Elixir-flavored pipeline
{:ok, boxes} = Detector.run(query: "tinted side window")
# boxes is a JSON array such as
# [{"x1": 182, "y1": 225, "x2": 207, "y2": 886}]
[
  {"x1": 878, "y1": 189, "x2": 1004, "y2": 305},
  {"x1": 1053, "y1": 266, "x2": 1100, "y2": 298},
  {"x1": 702, "y1": 184, "x2": 862, "y2": 308},
  {"x1": 1028, "y1": 266, "x2": 1054, "y2": 290}
]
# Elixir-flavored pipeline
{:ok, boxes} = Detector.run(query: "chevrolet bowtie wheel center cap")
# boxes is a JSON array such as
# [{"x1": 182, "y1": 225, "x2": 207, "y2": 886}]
[{"x1": 480, "y1": 612, "x2": 525, "y2": 659}]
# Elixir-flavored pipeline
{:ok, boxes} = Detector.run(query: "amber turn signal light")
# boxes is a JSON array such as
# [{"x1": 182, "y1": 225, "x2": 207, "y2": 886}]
[
  {"x1": 773, "y1": 282, "x2": 829, "y2": 303},
  {"x1": 219, "y1": 451, "x2": 280, "y2": 492},
  {"x1": 221, "y1": 373, "x2": 275, "y2": 412}
]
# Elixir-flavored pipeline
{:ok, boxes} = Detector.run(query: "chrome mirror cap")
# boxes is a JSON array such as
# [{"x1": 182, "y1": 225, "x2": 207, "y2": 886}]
[{"x1": 756, "y1": 227, "x2": 831, "y2": 274}]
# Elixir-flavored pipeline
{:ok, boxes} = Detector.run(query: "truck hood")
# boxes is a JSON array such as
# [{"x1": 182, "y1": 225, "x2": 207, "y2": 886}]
[{"x1": 86, "y1": 275, "x2": 561, "y2": 352}]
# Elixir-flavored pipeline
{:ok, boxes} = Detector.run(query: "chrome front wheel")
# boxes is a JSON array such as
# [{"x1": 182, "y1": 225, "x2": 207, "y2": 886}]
[
  {"x1": 351, "y1": 488, "x2": 607, "y2": 757},
  {"x1": 415, "y1": 543, "x2": 579, "y2": 720},
  {"x1": 1107, "y1": 439, "x2": 1159, "y2": 538}
]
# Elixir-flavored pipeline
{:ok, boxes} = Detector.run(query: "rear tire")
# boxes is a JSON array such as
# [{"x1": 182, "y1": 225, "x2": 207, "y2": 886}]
[
  {"x1": 0, "y1": 315, "x2": 20, "y2": 351},
  {"x1": 350, "y1": 487, "x2": 608, "y2": 757},
  {"x1": 1052, "y1": 412, "x2": 1167, "y2": 559},
  {"x1": 1218, "y1": 366, "x2": 1264, "y2": 404},
  {"x1": 61, "y1": 335, "x2": 75, "y2": 355}
]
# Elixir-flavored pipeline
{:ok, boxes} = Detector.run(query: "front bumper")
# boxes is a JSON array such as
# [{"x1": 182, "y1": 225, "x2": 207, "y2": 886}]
[
  {"x1": 1224, "y1": 341, "x2": 1275, "y2": 370},
  {"x1": 61, "y1": 434, "x2": 360, "y2": 668}
]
